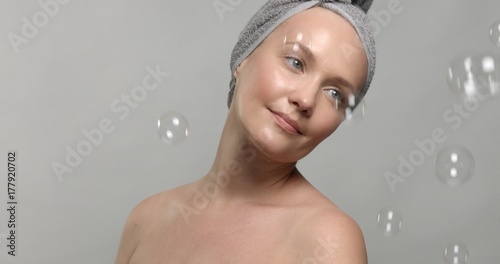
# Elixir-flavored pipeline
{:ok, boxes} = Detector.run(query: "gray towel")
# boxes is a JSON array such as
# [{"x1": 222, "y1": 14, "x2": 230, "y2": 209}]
[{"x1": 228, "y1": 0, "x2": 376, "y2": 109}]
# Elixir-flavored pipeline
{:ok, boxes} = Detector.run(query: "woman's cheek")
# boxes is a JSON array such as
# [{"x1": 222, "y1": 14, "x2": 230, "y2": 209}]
[
  {"x1": 254, "y1": 67, "x2": 291, "y2": 100},
  {"x1": 314, "y1": 108, "x2": 342, "y2": 139}
]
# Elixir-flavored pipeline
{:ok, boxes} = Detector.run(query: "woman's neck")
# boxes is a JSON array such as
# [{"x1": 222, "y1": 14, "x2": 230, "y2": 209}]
[{"x1": 200, "y1": 111, "x2": 301, "y2": 205}]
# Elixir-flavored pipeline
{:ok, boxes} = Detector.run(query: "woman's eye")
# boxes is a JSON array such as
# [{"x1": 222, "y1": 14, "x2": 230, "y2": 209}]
[
  {"x1": 326, "y1": 89, "x2": 344, "y2": 106},
  {"x1": 286, "y1": 57, "x2": 303, "y2": 71}
]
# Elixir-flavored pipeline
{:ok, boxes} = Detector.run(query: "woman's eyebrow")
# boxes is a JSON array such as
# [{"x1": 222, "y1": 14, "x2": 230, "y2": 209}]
[
  {"x1": 284, "y1": 41, "x2": 314, "y2": 61},
  {"x1": 331, "y1": 76, "x2": 356, "y2": 95}
]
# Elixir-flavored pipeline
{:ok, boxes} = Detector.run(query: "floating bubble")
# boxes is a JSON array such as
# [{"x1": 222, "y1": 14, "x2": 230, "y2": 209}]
[
  {"x1": 447, "y1": 52, "x2": 500, "y2": 102},
  {"x1": 376, "y1": 207, "x2": 403, "y2": 237},
  {"x1": 345, "y1": 97, "x2": 367, "y2": 124},
  {"x1": 435, "y1": 145, "x2": 474, "y2": 186},
  {"x1": 490, "y1": 20, "x2": 500, "y2": 47},
  {"x1": 157, "y1": 111, "x2": 189, "y2": 145},
  {"x1": 444, "y1": 242, "x2": 469, "y2": 264}
]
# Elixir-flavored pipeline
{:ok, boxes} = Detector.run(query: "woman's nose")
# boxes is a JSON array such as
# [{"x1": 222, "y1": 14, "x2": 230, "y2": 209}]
[{"x1": 288, "y1": 81, "x2": 318, "y2": 116}]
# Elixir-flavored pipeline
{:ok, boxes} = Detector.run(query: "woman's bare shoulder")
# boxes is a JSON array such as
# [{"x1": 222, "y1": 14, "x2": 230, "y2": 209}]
[
  {"x1": 115, "y1": 183, "x2": 194, "y2": 263},
  {"x1": 291, "y1": 203, "x2": 367, "y2": 264},
  {"x1": 286, "y1": 181, "x2": 367, "y2": 263},
  {"x1": 131, "y1": 182, "x2": 194, "y2": 222}
]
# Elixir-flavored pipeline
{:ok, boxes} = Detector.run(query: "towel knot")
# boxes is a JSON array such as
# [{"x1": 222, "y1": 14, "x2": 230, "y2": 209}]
[
  {"x1": 301, "y1": 0, "x2": 374, "y2": 13},
  {"x1": 319, "y1": 0, "x2": 352, "y2": 4}
]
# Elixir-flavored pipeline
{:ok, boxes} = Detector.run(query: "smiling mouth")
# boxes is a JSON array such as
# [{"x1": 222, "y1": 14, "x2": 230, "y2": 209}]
[{"x1": 270, "y1": 110, "x2": 302, "y2": 135}]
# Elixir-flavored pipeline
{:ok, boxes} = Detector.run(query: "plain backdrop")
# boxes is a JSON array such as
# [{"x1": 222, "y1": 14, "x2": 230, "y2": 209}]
[{"x1": 0, "y1": 0, "x2": 499, "y2": 263}]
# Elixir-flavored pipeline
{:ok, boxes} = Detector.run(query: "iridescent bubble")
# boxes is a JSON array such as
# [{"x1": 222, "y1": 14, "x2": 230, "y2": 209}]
[
  {"x1": 376, "y1": 207, "x2": 403, "y2": 237},
  {"x1": 157, "y1": 111, "x2": 189, "y2": 145},
  {"x1": 447, "y1": 52, "x2": 500, "y2": 102},
  {"x1": 345, "y1": 97, "x2": 367, "y2": 124},
  {"x1": 444, "y1": 242, "x2": 469, "y2": 264},
  {"x1": 490, "y1": 19, "x2": 500, "y2": 47},
  {"x1": 435, "y1": 145, "x2": 474, "y2": 186}
]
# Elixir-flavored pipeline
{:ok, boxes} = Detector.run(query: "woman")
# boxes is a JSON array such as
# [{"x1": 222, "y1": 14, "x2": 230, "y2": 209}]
[{"x1": 116, "y1": 0, "x2": 376, "y2": 263}]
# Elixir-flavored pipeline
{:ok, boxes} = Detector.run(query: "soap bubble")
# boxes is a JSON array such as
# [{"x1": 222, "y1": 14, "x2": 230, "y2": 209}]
[
  {"x1": 157, "y1": 111, "x2": 189, "y2": 145},
  {"x1": 345, "y1": 97, "x2": 367, "y2": 124},
  {"x1": 435, "y1": 145, "x2": 474, "y2": 186},
  {"x1": 444, "y1": 242, "x2": 469, "y2": 264},
  {"x1": 447, "y1": 52, "x2": 500, "y2": 102},
  {"x1": 376, "y1": 207, "x2": 403, "y2": 237},
  {"x1": 490, "y1": 20, "x2": 500, "y2": 47}
]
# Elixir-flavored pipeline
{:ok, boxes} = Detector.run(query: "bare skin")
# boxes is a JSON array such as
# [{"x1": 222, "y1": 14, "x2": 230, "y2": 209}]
[{"x1": 116, "y1": 7, "x2": 368, "y2": 264}]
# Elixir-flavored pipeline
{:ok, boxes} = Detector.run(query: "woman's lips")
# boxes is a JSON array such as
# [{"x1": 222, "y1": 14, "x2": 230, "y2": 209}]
[{"x1": 270, "y1": 110, "x2": 302, "y2": 135}]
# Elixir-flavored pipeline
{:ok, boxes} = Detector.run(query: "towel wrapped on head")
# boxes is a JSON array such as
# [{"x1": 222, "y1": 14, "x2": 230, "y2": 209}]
[{"x1": 227, "y1": 0, "x2": 376, "y2": 109}]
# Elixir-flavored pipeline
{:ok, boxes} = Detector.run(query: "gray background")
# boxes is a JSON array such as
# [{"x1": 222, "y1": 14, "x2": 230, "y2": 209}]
[{"x1": 1, "y1": 0, "x2": 499, "y2": 263}]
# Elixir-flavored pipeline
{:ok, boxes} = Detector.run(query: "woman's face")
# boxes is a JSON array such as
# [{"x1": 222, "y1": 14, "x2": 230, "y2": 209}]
[{"x1": 230, "y1": 7, "x2": 368, "y2": 162}]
